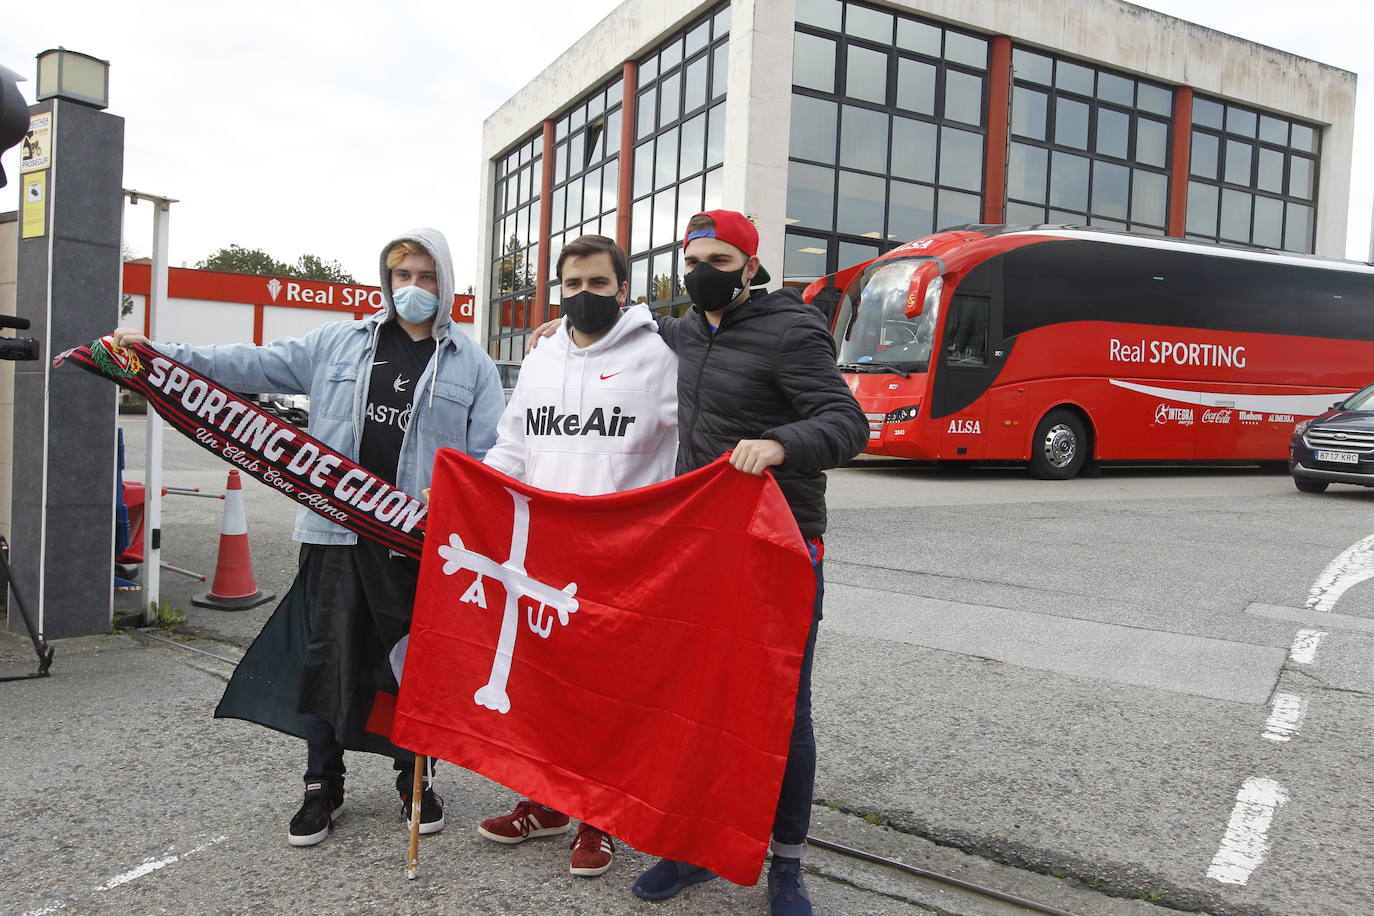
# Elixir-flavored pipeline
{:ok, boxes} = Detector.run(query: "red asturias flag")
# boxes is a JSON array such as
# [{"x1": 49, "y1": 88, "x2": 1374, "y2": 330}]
[{"x1": 392, "y1": 449, "x2": 816, "y2": 885}]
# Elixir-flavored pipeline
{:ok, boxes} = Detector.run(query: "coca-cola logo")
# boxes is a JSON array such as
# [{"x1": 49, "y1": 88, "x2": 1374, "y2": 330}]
[
  {"x1": 1202, "y1": 409, "x2": 1232, "y2": 424},
  {"x1": 1154, "y1": 403, "x2": 1195, "y2": 426}
]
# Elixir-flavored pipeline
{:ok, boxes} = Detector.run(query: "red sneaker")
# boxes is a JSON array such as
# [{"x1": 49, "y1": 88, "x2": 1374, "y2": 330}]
[
  {"x1": 570, "y1": 823, "x2": 615, "y2": 877},
  {"x1": 478, "y1": 799, "x2": 571, "y2": 844}
]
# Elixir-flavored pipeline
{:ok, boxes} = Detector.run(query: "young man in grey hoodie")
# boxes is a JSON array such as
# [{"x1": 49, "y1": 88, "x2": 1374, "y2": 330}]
[{"x1": 112, "y1": 228, "x2": 504, "y2": 847}]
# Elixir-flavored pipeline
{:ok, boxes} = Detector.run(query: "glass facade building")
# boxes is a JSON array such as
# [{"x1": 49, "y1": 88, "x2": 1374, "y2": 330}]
[{"x1": 488, "y1": 132, "x2": 543, "y2": 362}]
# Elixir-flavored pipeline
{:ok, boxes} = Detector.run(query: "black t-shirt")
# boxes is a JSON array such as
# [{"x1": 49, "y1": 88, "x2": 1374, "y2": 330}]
[{"x1": 357, "y1": 320, "x2": 436, "y2": 484}]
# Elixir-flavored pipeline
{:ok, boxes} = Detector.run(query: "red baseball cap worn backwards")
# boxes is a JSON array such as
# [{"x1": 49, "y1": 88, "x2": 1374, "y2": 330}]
[{"x1": 682, "y1": 209, "x2": 772, "y2": 285}]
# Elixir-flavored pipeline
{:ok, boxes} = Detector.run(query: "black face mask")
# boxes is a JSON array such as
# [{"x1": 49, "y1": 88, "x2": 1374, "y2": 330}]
[
  {"x1": 560, "y1": 291, "x2": 622, "y2": 335},
  {"x1": 685, "y1": 262, "x2": 746, "y2": 313}
]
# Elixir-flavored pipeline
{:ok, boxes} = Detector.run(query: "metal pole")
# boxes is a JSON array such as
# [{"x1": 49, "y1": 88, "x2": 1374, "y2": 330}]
[{"x1": 130, "y1": 191, "x2": 176, "y2": 624}]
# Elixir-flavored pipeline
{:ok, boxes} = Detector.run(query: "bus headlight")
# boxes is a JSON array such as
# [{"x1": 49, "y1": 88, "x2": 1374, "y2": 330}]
[{"x1": 885, "y1": 405, "x2": 920, "y2": 423}]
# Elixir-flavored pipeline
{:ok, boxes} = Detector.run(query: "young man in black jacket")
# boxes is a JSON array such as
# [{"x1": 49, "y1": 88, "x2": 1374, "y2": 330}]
[{"x1": 629, "y1": 210, "x2": 868, "y2": 916}]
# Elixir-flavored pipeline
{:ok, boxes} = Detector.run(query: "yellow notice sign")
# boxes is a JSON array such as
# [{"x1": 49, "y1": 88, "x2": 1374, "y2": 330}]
[{"x1": 22, "y1": 172, "x2": 47, "y2": 239}]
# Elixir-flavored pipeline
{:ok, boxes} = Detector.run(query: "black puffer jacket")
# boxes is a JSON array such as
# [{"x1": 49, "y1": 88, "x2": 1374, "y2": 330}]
[{"x1": 659, "y1": 287, "x2": 868, "y2": 538}]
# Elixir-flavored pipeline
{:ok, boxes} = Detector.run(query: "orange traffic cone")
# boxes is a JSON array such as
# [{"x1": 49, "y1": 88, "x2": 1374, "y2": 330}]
[{"x1": 193, "y1": 469, "x2": 275, "y2": 611}]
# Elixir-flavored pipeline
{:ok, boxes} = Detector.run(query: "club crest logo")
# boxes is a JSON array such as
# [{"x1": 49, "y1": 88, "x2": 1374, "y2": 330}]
[
  {"x1": 437, "y1": 488, "x2": 579, "y2": 714},
  {"x1": 266, "y1": 278, "x2": 282, "y2": 302}
]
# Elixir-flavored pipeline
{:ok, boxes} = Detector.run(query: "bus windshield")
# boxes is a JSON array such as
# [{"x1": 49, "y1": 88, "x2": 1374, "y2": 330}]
[{"x1": 834, "y1": 258, "x2": 939, "y2": 373}]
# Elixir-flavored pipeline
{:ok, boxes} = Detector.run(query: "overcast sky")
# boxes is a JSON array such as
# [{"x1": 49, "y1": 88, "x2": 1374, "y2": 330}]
[{"x1": 3, "y1": 0, "x2": 1371, "y2": 286}]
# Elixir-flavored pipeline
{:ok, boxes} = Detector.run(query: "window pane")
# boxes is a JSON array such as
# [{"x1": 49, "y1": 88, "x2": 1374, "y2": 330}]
[
  {"x1": 1193, "y1": 97, "x2": 1223, "y2": 129},
  {"x1": 584, "y1": 167, "x2": 601, "y2": 219},
  {"x1": 634, "y1": 140, "x2": 654, "y2": 198},
  {"x1": 1259, "y1": 115, "x2": 1288, "y2": 145},
  {"x1": 836, "y1": 170, "x2": 886, "y2": 238},
  {"x1": 1186, "y1": 180, "x2": 1218, "y2": 236},
  {"x1": 945, "y1": 33, "x2": 987, "y2": 69},
  {"x1": 888, "y1": 179, "x2": 934, "y2": 241},
  {"x1": 1136, "y1": 118, "x2": 1168, "y2": 168},
  {"x1": 796, "y1": 0, "x2": 841, "y2": 30},
  {"x1": 1005, "y1": 201, "x2": 1046, "y2": 224},
  {"x1": 676, "y1": 175, "x2": 704, "y2": 231},
  {"x1": 1007, "y1": 142, "x2": 1048, "y2": 203},
  {"x1": 712, "y1": 44, "x2": 729, "y2": 100},
  {"x1": 659, "y1": 73, "x2": 681, "y2": 128},
  {"x1": 550, "y1": 185, "x2": 566, "y2": 231},
  {"x1": 936, "y1": 189, "x2": 981, "y2": 230},
  {"x1": 939, "y1": 126, "x2": 983, "y2": 192},
  {"x1": 1225, "y1": 107, "x2": 1257, "y2": 137},
  {"x1": 1011, "y1": 86, "x2": 1047, "y2": 140},
  {"x1": 897, "y1": 57, "x2": 936, "y2": 115},
  {"x1": 890, "y1": 116, "x2": 936, "y2": 183},
  {"x1": 1220, "y1": 189, "x2": 1252, "y2": 242},
  {"x1": 706, "y1": 104, "x2": 726, "y2": 166},
  {"x1": 564, "y1": 178, "x2": 582, "y2": 225},
  {"x1": 1137, "y1": 83, "x2": 1173, "y2": 117},
  {"x1": 1096, "y1": 72, "x2": 1133, "y2": 106},
  {"x1": 1252, "y1": 195, "x2": 1283, "y2": 248},
  {"x1": 655, "y1": 126, "x2": 678, "y2": 188},
  {"x1": 684, "y1": 56, "x2": 708, "y2": 112},
  {"x1": 636, "y1": 88, "x2": 656, "y2": 139},
  {"x1": 652, "y1": 187, "x2": 677, "y2": 247},
  {"x1": 1190, "y1": 131, "x2": 1218, "y2": 179},
  {"x1": 786, "y1": 162, "x2": 836, "y2": 231},
  {"x1": 846, "y1": 4, "x2": 892, "y2": 43},
  {"x1": 1049, "y1": 151, "x2": 1089, "y2": 212},
  {"x1": 785, "y1": 233, "x2": 830, "y2": 279},
  {"x1": 944, "y1": 70, "x2": 983, "y2": 125},
  {"x1": 631, "y1": 197, "x2": 652, "y2": 253},
  {"x1": 704, "y1": 166, "x2": 724, "y2": 211},
  {"x1": 1224, "y1": 139, "x2": 1252, "y2": 185},
  {"x1": 1013, "y1": 49, "x2": 1052, "y2": 85},
  {"x1": 660, "y1": 38, "x2": 682, "y2": 72},
  {"x1": 1284, "y1": 202, "x2": 1312, "y2": 252},
  {"x1": 1056, "y1": 61, "x2": 1094, "y2": 95},
  {"x1": 794, "y1": 32, "x2": 835, "y2": 92},
  {"x1": 1130, "y1": 169, "x2": 1167, "y2": 226},
  {"x1": 1289, "y1": 156, "x2": 1313, "y2": 199},
  {"x1": 846, "y1": 45, "x2": 889, "y2": 105},
  {"x1": 1055, "y1": 97, "x2": 1090, "y2": 149},
  {"x1": 1290, "y1": 123, "x2": 1315, "y2": 153},
  {"x1": 1256, "y1": 148, "x2": 1283, "y2": 193},
  {"x1": 649, "y1": 250, "x2": 673, "y2": 302},
  {"x1": 685, "y1": 20, "x2": 709, "y2": 57},
  {"x1": 791, "y1": 95, "x2": 837, "y2": 163},
  {"x1": 840, "y1": 105, "x2": 888, "y2": 172},
  {"x1": 602, "y1": 160, "x2": 619, "y2": 211},
  {"x1": 1096, "y1": 108, "x2": 1129, "y2": 159},
  {"x1": 680, "y1": 113, "x2": 706, "y2": 176},
  {"x1": 896, "y1": 19, "x2": 940, "y2": 56}
]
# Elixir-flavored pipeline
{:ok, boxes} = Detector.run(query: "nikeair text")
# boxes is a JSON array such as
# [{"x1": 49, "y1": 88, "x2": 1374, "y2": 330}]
[{"x1": 526, "y1": 405, "x2": 638, "y2": 437}]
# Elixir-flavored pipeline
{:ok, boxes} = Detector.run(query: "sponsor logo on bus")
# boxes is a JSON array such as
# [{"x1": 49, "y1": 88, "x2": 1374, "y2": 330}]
[
  {"x1": 1154, "y1": 404, "x2": 1195, "y2": 426},
  {"x1": 1239, "y1": 411, "x2": 1263, "y2": 424},
  {"x1": 947, "y1": 419, "x2": 981, "y2": 434},
  {"x1": 1109, "y1": 338, "x2": 1247, "y2": 369},
  {"x1": 1268, "y1": 414, "x2": 1296, "y2": 423},
  {"x1": 1201, "y1": 409, "x2": 1232, "y2": 424}
]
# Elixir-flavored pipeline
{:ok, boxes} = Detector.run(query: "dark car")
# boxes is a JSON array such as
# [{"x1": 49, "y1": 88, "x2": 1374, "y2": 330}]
[
  {"x1": 495, "y1": 359, "x2": 521, "y2": 404},
  {"x1": 1290, "y1": 384, "x2": 1374, "y2": 493}
]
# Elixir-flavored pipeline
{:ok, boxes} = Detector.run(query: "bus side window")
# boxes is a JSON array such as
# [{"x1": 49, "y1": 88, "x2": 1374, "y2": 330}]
[{"x1": 945, "y1": 296, "x2": 989, "y2": 366}]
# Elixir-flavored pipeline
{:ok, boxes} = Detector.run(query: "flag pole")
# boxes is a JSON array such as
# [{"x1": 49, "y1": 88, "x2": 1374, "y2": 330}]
[{"x1": 406, "y1": 756, "x2": 424, "y2": 879}]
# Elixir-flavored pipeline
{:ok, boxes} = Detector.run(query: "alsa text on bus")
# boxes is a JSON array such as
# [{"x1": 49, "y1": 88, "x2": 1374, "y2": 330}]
[{"x1": 1109, "y1": 338, "x2": 1247, "y2": 368}]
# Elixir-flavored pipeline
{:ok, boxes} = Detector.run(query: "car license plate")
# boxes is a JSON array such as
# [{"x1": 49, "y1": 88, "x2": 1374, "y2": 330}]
[{"x1": 1316, "y1": 450, "x2": 1360, "y2": 464}]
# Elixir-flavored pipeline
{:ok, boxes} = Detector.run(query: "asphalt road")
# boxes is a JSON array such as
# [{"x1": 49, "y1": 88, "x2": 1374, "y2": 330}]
[{"x1": 7, "y1": 415, "x2": 1372, "y2": 914}]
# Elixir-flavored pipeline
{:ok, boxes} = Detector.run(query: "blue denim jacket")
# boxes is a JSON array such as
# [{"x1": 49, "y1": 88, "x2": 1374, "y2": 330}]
[{"x1": 155, "y1": 315, "x2": 503, "y2": 545}]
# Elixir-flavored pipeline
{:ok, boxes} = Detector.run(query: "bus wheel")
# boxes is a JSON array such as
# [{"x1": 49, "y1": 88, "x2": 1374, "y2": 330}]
[{"x1": 1029, "y1": 409, "x2": 1088, "y2": 480}]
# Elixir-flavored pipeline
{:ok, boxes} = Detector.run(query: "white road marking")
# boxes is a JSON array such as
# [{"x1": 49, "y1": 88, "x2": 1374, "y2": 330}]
[
  {"x1": 22, "y1": 904, "x2": 66, "y2": 916},
  {"x1": 1262, "y1": 693, "x2": 1309, "y2": 743},
  {"x1": 96, "y1": 835, "x2": 227, "y2": 892},
  {"x1": 1207, "y1": 778, "x2": 1289, "y2": 885},
  {"x1": 1288, "y1": 629, "x2": 1327, "y2": 665},
  {"x1": 1306, "y1": 533, "x2": 1374, "y2": 613}
]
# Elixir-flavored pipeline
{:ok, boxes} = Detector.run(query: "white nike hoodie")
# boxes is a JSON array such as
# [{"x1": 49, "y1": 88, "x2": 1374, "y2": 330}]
[{"x1": 484, "y1": 303, "x2": 678, "y2": 495}]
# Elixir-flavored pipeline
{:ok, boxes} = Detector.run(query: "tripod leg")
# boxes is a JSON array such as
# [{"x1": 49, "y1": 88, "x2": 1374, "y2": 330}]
[{"x1": 0, "y1": 536, "x2": 54, "y2": 676}]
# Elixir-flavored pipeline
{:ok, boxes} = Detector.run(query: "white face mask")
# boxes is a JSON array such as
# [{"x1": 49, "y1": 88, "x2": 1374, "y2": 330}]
[{"x1": 392, "y1": 284, "x2": 441, "y2": 323}]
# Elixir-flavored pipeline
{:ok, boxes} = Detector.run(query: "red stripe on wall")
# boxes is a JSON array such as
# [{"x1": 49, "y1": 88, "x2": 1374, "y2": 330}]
[
  {"x1": 1167, "y1": 87, "x2": 1194, "y2": 238},
  {"x1": 616, "y1": 61, "x2": 638, "y2": 251},
  {"x1": 981, "y1": 36, "x2": 1013, "y2": 225},
  {"x1": 535, "y1": 119, "x2": 556, "y2": 326},
  {"x1": 252, "y1": 303, "x2": 264, "y2": 345}
]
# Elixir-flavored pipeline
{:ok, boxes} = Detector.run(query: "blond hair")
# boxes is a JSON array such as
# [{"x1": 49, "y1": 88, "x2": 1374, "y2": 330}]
[{"x1": 385, "y1": 239, "x2": 429, "y2": 270}]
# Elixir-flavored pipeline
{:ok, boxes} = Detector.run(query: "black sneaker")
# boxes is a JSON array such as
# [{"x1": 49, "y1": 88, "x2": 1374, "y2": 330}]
[
  {"x1": 401, "y1": 786, "x2": 445, "y2": 835},
  {"x1": 288, "y1": 781, "x2": 344, "y2": 847},
  {"x1": 767, "y1": 856, "x2": 813, "y2": 916}
]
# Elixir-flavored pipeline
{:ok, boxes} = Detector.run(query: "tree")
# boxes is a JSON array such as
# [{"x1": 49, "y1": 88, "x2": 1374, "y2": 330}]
[
  {"x1": 497, "y1": 234, "x2": 534, "y2": 294},
  {"x1": 196, "y1": 244, "x2": 357, "y2": 284}
]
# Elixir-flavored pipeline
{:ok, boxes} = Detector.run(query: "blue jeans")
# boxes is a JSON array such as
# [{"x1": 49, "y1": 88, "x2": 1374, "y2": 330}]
[{"x1": 771, "y1": 559, "x2": 823, "y2": 852}]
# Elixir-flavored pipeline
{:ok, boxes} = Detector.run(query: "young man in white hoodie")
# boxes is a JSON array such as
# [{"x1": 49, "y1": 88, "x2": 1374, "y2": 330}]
[{"x1": 476, "y1": 234, "x2": 678, "y2": 877}]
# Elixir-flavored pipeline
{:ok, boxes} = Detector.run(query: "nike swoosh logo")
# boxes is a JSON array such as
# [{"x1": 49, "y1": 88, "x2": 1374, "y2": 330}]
[
  {"x1": 599, "y1": 372, "x2": 621, "y2": 380},
  {"x1": 372, "y1": 360, "x2": 388, "y2": 366}
]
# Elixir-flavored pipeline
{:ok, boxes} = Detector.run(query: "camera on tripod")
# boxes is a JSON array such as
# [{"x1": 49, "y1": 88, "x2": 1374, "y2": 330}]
[{"x1": 0, "y1": 315, "x2": 38, "y2": 360}]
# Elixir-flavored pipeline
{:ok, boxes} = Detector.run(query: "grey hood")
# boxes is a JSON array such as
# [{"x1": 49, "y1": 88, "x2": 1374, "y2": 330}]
[{"x1": 377, "y1": 227, "x2": 457, "y2": 341}]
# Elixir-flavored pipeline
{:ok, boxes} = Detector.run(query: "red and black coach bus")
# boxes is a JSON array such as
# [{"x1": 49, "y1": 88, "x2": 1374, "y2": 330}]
[{"x1": 806, "y1": 226, "x2": 1374, "y2": 478}]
